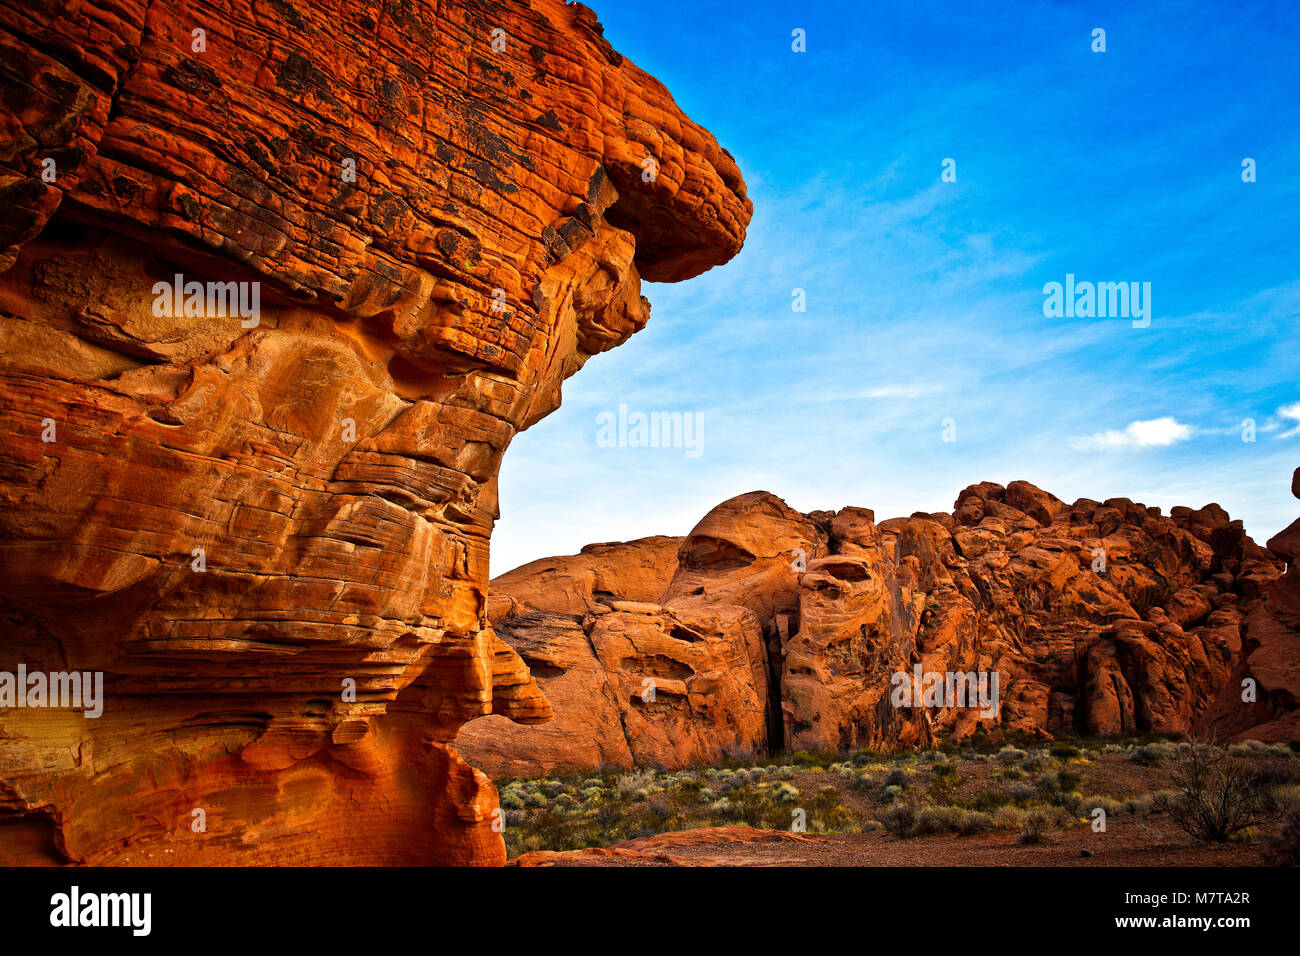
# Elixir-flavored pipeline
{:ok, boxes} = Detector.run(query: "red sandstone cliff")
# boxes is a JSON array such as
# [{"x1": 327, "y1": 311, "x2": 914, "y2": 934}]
[
  {"x1": 0, "y1": 0, "x2": 750, "y2": 864},
  {"x1": 456, "y1": 477, "x2": 1295, "y2": 776}
]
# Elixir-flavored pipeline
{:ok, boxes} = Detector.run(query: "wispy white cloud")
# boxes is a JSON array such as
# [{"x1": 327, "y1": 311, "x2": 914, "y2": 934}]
[
  {"x1": 1278, "y1": 402, "x2": 1300, "y2": 439},
  {"x1": 797, "y1": 383, "x2": 948, "y2": 403},
  {"x1": 1070, "y1": 417, "x2": 1195, "y2": 452}
]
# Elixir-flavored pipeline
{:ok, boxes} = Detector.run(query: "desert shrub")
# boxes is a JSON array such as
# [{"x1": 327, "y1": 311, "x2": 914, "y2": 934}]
[
  {"x1": 770, "y1": 783, "x2": 801, "y2": 803},
  {"x1": 1020, "y1": 752, "x2": 1049, "y2": 773},
  {"x1": 539, "y1": 780, "x2": 565, "y2": 797},
  {"x1": 615, "y1": 768, "x2": 659, "y2": 797},
  {"x1": 1005, "y1": 781, "x2": 1036, "y2": 804},
  {"x1": 915, "y1": 805, "x2": 964, "y2": 834},
  {"x1": 1033, "y1": 769, "x2": 1080, "y2": 800},
  {"x1": 1273, "y1": 784, "x2": 1300, "y2": 809},
  {"x1": 973, "y1": 788, "x2": 1012, "y2": 811},
  {"x1": 1243, "y1": 762, "x2": 1300, "y2": 788},
  {"x1": 1229, "y1": 740, "x2": 1270, "y2": 757},
  {"x1": 790, "y1": 750, "x2": 824, "y2": 767},
  {"x1": 1050, "y1": 742, "x2": 1082, "y2": 759},
  {"x1": 991, "y1": 806, "x2": 1026, "y2": 830},
  {"x1": 997, "y1": 746, "x2": 1027, "y2": 765},
  {"x1": 579, "y1": 786, "x2": 602, "y2": 802},
  {"x1": 1056, "y1": 769, "x2": 1083, "y2": 792},
  {"x1": 1267, "y1": 805, "x2": 1300, "y2": 865},
  {"x1": 1126, "y1": 790, "x2": 1176, "y2": 815},
  {"x1": 846, "y1": 771, "x2": 874, "y2": 794},
  {"x1": 851, "y1": 748, "x2": 881, "y2": 765},
  {"x1": 1079, "y1": 795, "x2": 1124, "y2": 818},
  {"x1": 810, "y1": 785, "x2": 840, "y2": 808},
  {"x1": 1034, "y1": 772, "x2": 1061, "y2": 798},
  {"x1": 720, "y1": 772, "x2": 749, "y2": 792},
  {"x1": 1156, "y1": 743, "x2": 1275, "y2": 842},
  {"x1": 884, "y1": 768, "x2": 910, "y2": 788},
  {"x1": 915, "y1": 806, "x2": 991, "y2": 836},
  {"x1": 498, "y1": 790, "x2": 525, "y2": 810},
  {"x1": 927, "y1": 763, "x2": 960, "y2": 803},
  {"x1": 1018, "y1": 808, "x2": 1055, "y2": 844},
  {"x1": 593, "y1": 800, "x2": 627, "y2": 825},
  {"x1": 1132, "y1": 742, "x2": 1177, "y2": 765},
  {"x1": 882, "y1": 800, "x2": 920, "y2": 837},
  {"x1": 820, "y1": 805, "x2": 859, "y2": 833}
]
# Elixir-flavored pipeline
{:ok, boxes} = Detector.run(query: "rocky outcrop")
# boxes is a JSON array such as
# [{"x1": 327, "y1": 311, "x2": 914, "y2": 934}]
[
  {"x1": 455, "y1": 599, "x2": 769, "y2": 777},
  {"x1": 486, "y1": 535, "x2": 683, "y2": 621},
  {"x1": 0, "y1": 0, "x2": 750, "y2": 864},
  {"x1": 460, "y1": 479, "x2": 1291, "y2": 774},
  {"x1": 1197, "y1": 467, "x2": 1300, "y2": 742}
]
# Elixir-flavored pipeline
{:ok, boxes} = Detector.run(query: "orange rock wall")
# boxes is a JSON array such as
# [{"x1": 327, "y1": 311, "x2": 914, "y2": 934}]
[
  {"x1": 0, "y1": 0, "x2": 750, "y2": 864},
  {"x1": 463, "y1": 479, "x2": 1292, "y2": 775}
]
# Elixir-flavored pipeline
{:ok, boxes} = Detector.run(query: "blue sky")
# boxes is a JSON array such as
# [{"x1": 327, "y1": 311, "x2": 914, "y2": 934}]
[{"x1": 491, "y1": 0, "x2": 1300, "y2": 575}]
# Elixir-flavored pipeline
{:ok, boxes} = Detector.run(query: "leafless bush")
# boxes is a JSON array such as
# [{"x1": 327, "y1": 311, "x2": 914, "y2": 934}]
[{"x1": 1155, "y1": 740, "x2": 1273, "y2": 843}]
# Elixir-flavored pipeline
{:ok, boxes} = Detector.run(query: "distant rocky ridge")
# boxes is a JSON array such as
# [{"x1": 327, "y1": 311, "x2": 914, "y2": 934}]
[{"x1": 456, "y1": 473, "x2": 1299, "y2": 776}]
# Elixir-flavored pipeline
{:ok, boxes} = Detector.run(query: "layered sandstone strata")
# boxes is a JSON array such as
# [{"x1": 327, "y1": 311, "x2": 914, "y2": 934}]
[
  {"x1": 458, "y1": 479, "x2": 1292, "y2": 775},
  {"x1": 0, "y1": 0, "x2": 750, "y2": 864}
]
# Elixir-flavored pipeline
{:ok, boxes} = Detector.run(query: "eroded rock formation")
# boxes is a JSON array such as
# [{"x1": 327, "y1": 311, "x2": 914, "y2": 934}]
[
  {"x1": 0, "y1": 0, "x2": 750, "y2": 864},
  {"x1": 459, "y1": 478, "x2": 1293, "y2": 775},
  {"x1": 1198, "y1": 467, "x2": 1300, "y2": 742}
]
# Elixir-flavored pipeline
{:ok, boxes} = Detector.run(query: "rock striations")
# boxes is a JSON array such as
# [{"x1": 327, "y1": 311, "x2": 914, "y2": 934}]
[
  {"x1": 0, "y1": 0, "x2": 750, "y2": 864},
  {"x1": 457, "y1": 476, "x2": 1297, "y2": 777}
]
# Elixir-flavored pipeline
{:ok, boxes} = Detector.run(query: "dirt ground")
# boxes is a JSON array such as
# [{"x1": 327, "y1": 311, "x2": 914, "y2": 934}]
[
  {"x1": 505, "y1": 746, "x2": 1297, "y2": 866},
  {"x1": 511, "y1": 817, "x2": 1271, "y2": 866}
]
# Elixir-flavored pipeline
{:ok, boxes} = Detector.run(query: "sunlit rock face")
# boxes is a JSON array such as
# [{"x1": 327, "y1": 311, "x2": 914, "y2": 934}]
[
  {"x1": 0, "y1": 0, "x2": 750, "y2": 864},
  {"x1": 460, "y1": 481, "x2": 1290, "y2": 775}
]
